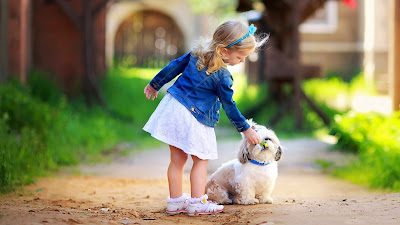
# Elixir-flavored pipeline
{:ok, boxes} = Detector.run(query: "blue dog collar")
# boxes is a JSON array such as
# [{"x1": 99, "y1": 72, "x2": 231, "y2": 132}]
[{"x1": 249, "y1": 159, "x2": 270, "y2": 166}]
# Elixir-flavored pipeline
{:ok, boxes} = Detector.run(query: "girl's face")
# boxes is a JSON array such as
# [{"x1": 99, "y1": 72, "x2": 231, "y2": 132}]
[{"x1": 222, "y1": 48, "x2": 254, "y2": 66}]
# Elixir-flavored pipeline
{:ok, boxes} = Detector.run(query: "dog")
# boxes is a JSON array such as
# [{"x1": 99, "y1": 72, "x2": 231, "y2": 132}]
[{"x1": 206, "y1": 120, "x2": 283, "y2": 205}]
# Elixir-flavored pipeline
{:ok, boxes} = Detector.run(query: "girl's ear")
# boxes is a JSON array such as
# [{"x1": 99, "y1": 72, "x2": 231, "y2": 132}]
[{"x1": 219, "y1": 47, "x2": 229, "y2": 59}]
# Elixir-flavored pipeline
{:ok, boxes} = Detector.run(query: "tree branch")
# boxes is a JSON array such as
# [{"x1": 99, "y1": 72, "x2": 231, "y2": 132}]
[
  {"x1": 93, "y1": 0, "x2": 110, "y2": 18},
  {"x1": 54, "y1": 0, "x2": 82, "y2": 31}
]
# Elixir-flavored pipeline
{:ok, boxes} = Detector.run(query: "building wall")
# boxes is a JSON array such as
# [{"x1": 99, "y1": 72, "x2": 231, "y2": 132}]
[
  {"x1": 32, "y1": 0, "x2": 106, "y2": 94},
  {"x1": 32, "y1": 0, "x2": 82, "y2": 92},
  {"x1": 6, "y1": 0, "x2": 106, "y2": 94},
  {"x1": 300, "y1": 0, "x2": 390, "y2": 94},
  {"x1": 113, "y1": 10, "x2": 185, "y2": 68},
  {"x1": 364, "y1": 0, "x2": 389, "y2": 94},
  {"x1": 106, "y1": 0, "x2": 215, "y2": 68},
  {"x1": 7, "y1": 0, "x2": 32, "y2": 83},
  {"x1": 300, "y1": 1, "x2": 363, "y2": 80}
]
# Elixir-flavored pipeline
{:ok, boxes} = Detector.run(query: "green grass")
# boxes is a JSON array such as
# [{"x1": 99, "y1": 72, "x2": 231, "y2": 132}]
[
  {"x1": 329, "y1": 111, "x2": 400, "y2": 191},
  {"x1": 102, "y1": 67, "x2": 164, "y2": 124},
  {"x1": 0, "y1": 69, "x2": 160, "y2": 193},
  {"x1": 302, "y1": 74, "x2": 400, "y2": 192}
]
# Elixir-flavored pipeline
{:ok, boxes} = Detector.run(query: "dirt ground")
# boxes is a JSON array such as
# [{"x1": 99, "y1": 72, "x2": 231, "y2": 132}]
[{"x1": 1, "y1": 138, "x2": 400, "y2": 225}]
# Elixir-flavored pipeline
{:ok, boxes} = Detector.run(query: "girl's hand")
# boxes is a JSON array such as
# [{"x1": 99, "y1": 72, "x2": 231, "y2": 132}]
[
  {"x1": 242, "y1": 127, "x2": 260, "y2": 145},
  {"x1": 144, "y1": 84, "x2": 159, "y2": 100}
]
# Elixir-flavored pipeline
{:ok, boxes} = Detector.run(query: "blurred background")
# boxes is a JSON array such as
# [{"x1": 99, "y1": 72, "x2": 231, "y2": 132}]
[{"x1": 0, "y1": 0, "x2": 399, "y2": 194}]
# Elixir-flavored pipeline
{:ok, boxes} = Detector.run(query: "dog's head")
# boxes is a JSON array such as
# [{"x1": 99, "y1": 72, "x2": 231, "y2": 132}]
[{"x1": 238, "y1": 120, "x2": 283, "y2": 164}]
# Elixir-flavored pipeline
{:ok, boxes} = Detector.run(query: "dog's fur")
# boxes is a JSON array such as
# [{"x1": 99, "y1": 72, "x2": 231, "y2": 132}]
[{"x1": 206, "y1": 120, "x2": 283, "y2": 205}]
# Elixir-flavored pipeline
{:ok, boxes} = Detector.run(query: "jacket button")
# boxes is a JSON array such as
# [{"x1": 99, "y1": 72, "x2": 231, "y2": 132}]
[
  {"x1": 190, "y1": 107, "x2": 195, "y2": 112},
  {"x1": 238, "y1": 127, "x2": 242, "y2": 131},
  {"x1": 216, "y1": 110, "x2": 219, "y2": 114},
  {"x1": 153, "y1": 84, "x2": 157, "y2": 89},
  {"x1": 214, "y1": 123, "x2": 217, "y2": 126}
]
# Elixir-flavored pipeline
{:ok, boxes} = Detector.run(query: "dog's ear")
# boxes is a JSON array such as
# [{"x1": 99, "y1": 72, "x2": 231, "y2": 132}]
[
  {"x1": 238, "y1": 140, "x2": 250, "y2": 164},
  {"x1": 275, "y1": 146, "x2": 283, "y2": 161},
  {"x1": 246, "y1": 119, "x2": 256, "y2": 127}
]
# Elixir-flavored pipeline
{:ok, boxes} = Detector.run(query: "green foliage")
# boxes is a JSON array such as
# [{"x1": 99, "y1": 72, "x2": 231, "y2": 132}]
[
  {"x1": 303, "y1": 73, "x2": 372, "y2": 113},
  {"x1": 188, "y1": 0, "x2": 238, "y2": 15},
  {"x1": 330, "y1": 111, "x2": 400, "y2": 191},
  {"x1": 0, "y1": 83, "x2": 61, "y2": 193},
  {"x1": 315, "y1": 159, "x2": 334, "y2": 173},
  {"x1": 218, "y1": 74, "x2": 348, "y2": 137},
  {"x1": 0, "y1": 69, "x2": 154, "y2": 194},
  {"x1": 0, "y1": 83, "x2": 59, "y2": 136},
  {"x1": 28, "y1": 69, "x2": 65, "y2": 106},
  {"x1": 102, "y1": 67, "x2": 163, "y2": 124},
  {"x1": 303, "y1": 73, "x2": 400, "y2": 191}
]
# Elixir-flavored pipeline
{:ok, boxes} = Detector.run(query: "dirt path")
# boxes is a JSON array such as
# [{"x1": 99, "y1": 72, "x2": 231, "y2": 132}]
[{"x1": 1, "y1": 138, "x2": 400, "y2": 225}]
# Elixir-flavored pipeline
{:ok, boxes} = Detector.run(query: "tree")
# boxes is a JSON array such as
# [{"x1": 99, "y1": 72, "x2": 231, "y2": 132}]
[
  {"x1": 54, "y1": 0, "x2": 111, "y2": 106},
  {"x1": 0, "y1": 0, "x2": 9, "y2": 85},
  {"x1": 237, "y1": 0, "x2": 356, "y2": 128}
]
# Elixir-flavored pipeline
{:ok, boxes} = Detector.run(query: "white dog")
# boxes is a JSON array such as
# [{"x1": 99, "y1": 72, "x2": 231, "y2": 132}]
[{"x1": 206, "y1": 121, "x2": 283, "y2": 205}]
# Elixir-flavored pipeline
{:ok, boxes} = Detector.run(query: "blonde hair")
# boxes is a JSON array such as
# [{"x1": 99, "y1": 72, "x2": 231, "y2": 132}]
[{"x1": 192, "y1": 20, "x2": 268, "y2": 75}]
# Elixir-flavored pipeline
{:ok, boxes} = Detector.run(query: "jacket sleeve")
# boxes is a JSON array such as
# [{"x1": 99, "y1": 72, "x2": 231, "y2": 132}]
[
  {"x1": 216, "y1": 74, "x2": 250, "y2": 133},
  {"x1": 149, "y1": 52, "x2": 191, "y2": 91}
]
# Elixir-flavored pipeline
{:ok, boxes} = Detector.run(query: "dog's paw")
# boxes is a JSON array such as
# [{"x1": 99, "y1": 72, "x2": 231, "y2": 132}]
[
  {"x1": 259, "y1": 196, "x2": 273, "y2": 204},
  {"x1": 214, "y1": 198, "x2": 233, "y2": 205},
  {"x1": 239, "y1": 198, "x2": 259, "y2": 205}
]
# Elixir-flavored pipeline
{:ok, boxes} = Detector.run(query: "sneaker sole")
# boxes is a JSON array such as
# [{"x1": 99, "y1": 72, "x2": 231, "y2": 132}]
[
  {"x1": 166, "y1": 210, "x2": 187, "y2": 215},
  {"x1": 187, "y1": 209, "x2": 223, "y2": 217}
]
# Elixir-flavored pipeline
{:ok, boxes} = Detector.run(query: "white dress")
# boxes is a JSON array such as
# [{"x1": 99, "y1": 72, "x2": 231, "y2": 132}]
[{"x1": 143, "y1": 93, "x2": 218, "y2": 160}]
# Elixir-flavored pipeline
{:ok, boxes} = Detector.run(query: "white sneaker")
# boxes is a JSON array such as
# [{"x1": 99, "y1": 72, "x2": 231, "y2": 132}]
[
  {"x1": 187, "y1": 194, "x2": 224, "y2": 216},
  {"x1": 166, "y1": 193, "x2": 190, "y2": 215}
]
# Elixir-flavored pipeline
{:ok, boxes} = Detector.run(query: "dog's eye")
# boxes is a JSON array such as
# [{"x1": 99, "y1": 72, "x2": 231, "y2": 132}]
[{"x1": 265, "y1": 138, "x2": 271, "y2": 141}]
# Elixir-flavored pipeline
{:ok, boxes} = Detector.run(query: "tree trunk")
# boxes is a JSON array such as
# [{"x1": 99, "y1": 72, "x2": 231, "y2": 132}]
[
  {"x1": 55, "y1": 0, "x2": 107, "y2": 106},
  {"x1": 82, "y1": 0, "x2": 106, "y2": 107},
  {"x1": 289, "y1": 2, "x2": 304, "y2": 129},
  {"x1": 0, "y1": 0, "x2": 9, "y2": 85}
]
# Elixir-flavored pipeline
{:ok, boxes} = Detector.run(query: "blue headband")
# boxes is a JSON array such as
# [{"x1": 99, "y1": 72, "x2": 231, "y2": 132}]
[{"x1": 225, "y1": 24, "x2": 257, "y2": 48}]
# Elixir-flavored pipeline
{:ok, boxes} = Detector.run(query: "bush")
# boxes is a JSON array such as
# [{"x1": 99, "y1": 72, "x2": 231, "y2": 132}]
[
  {"x1": 28, "y1": 69, "x2": 65, "y2": 106},
  {"x1": 0, "y1": 83, "x2": 62, "y2": 193},
  {"x1": 0, "y1": 69, "x2": 154, "y2": 193},
  {"x1": 330, "y1": 111, "x2": 400, "y2": 190}
]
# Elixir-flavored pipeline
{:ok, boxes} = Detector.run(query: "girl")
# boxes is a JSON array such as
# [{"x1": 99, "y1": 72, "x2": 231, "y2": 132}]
[{"x1": 143, "y1": 20, "x2": 267, "y2": 216}]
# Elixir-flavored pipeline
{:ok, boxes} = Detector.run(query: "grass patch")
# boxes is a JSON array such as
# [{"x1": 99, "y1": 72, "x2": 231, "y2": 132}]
[
  {"x1": 303, "y1": 74, "x2": 400, "y2": 192},
  {"x1": 329, "y1": 111, "x2": 400, "y2": 191},
  {"x1": 0, "y1": 69, "x2": 159, "y2": 194},
  {"x1": 315, "y1": 159, "x2": 335, "y2": 173}
]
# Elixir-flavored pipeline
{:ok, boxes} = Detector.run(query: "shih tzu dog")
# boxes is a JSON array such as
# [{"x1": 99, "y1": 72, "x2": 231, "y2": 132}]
[{"x1": 206, "y1": 120, "x2": 283, "y2": 205}]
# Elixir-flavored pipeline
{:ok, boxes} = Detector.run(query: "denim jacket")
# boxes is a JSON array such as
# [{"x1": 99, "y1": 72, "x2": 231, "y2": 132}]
[{"x1": 149, "y1": 52, "x2": 250, "y2": 133}]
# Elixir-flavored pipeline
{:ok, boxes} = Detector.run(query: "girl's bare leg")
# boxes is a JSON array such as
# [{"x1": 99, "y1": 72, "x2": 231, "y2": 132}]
[
  {"x1": 168, "y1": 145, "x2": 188, "y2": 198},
  {"x1": 190, "y1": 155, "x2": 208, "y2": 198}
]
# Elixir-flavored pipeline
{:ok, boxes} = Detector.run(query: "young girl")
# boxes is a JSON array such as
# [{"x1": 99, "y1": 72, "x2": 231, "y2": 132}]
[{"x1": 143, "y1": 20, "x2": 267, "y2": 216}]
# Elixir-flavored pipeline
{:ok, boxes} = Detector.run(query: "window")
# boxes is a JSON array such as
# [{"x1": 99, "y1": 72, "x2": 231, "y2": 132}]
[{"x1": 300, "y1": 1, "x2": 338, "y2": 33}]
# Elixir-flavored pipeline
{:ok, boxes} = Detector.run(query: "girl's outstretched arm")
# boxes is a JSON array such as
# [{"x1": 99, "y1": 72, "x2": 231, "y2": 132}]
[
  {"x1": 149, "y1": 52, "x2": 191, "y2": 91},
  {"x1": 144, "y1": 84, "x2": 159, "y2": 100}
]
